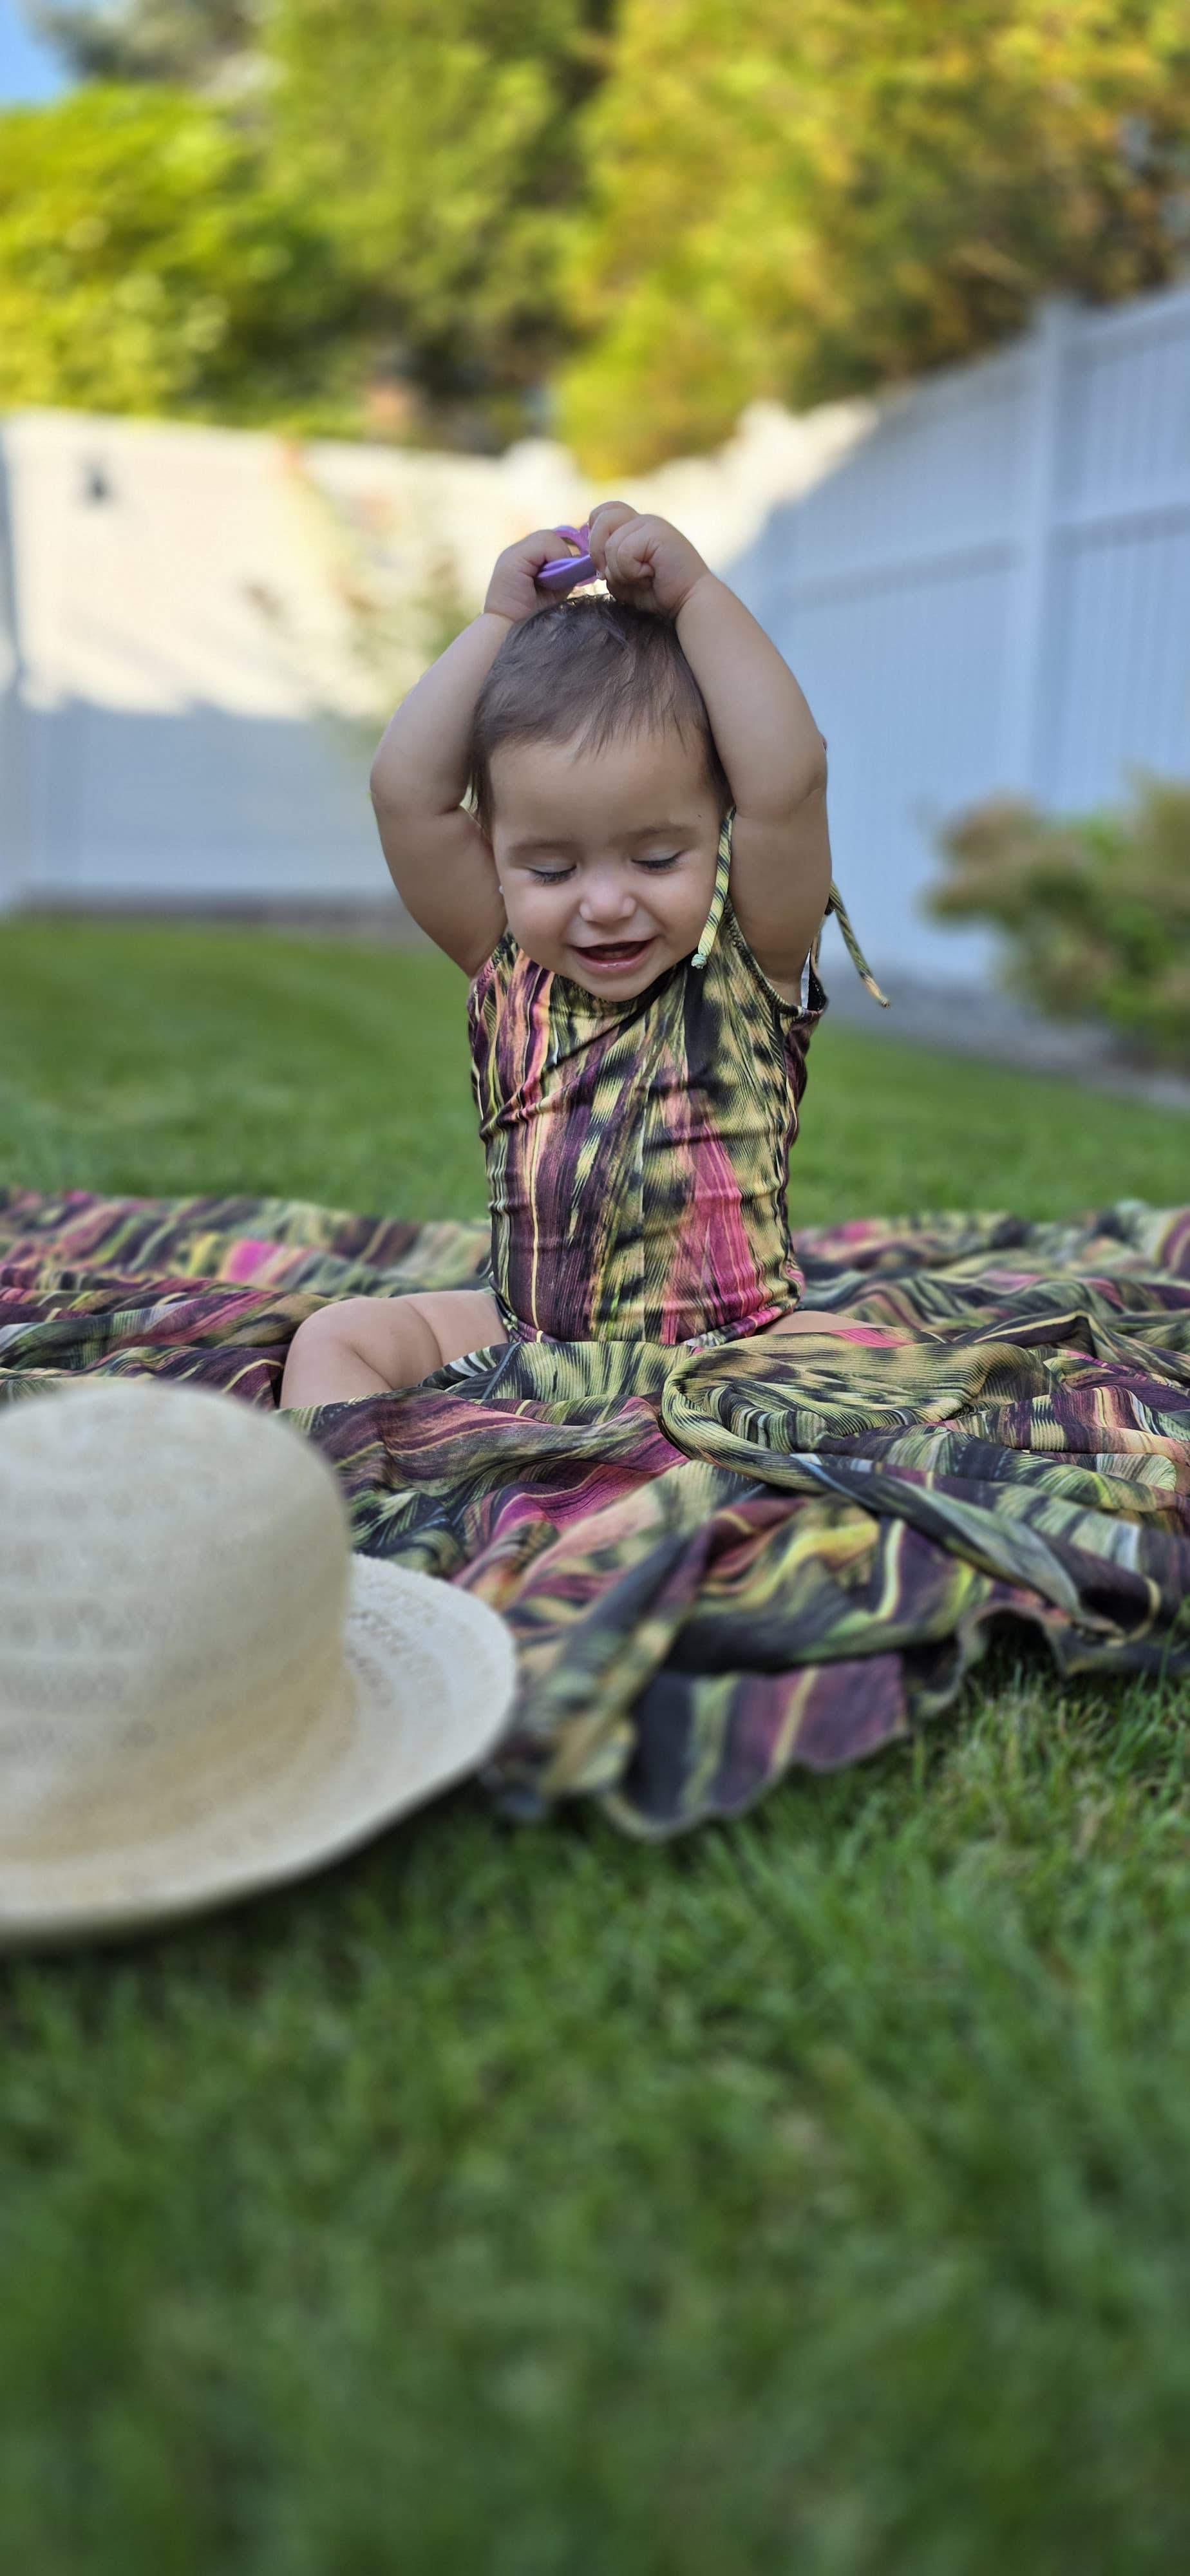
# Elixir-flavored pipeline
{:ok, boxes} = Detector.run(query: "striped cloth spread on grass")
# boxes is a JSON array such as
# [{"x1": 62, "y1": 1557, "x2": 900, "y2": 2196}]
[{"x1": 1, "y1": 1184, "x2": 1187, "y2": 1835}]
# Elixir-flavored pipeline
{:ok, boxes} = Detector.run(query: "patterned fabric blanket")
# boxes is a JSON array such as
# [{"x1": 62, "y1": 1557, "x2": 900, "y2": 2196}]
[{"x1": 2, "y1": 1184, "x2": 1188, "y2": 1837}]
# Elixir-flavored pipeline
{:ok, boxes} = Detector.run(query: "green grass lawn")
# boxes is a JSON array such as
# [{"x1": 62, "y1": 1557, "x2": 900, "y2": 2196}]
[{"x1": 3, "y1": 917, "x2": 1190, "y2": 2576}]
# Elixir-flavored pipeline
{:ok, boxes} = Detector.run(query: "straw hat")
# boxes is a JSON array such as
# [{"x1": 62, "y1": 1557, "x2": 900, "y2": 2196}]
[{"x1": 0, "y1": 1381, "x2": 516, "y2": 1946}]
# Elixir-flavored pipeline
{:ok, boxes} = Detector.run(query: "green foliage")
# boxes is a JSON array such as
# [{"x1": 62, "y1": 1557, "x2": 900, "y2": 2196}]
[
  {"x1": 1, "y1": 922, "x2": 1190, "y2": 2572},
  {"x1": 28, "y1": 0, "x2": 259, "y2": 88},
  {"x1": 929, "y1": 774, "x2": 1190, "y2": 1070},
  {"x1": 0, "y1": 84, "x2": 359, "y2": 425},
  {"x1": 2, "y1": 4, "x2": 611, "y2": 445},
  {"x1": 5, "y1": 3, "x2": 1190, "y2": 460},
  {"x1": 264, "y1": 0, "x2": 612, "y2": 448},
  {"x1": 558, "y1": 0, "x2": 1190, "y2": 471}
]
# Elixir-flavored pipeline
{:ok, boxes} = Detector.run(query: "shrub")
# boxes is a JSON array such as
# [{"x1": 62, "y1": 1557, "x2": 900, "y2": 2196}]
[{"x1": 927, "y1": 775, "x2": 1190, "y2": 1070}]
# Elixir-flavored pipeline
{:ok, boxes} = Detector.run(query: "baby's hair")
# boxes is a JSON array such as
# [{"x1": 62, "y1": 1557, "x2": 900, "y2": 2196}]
[{"x1": 467, "y1": 594, "x2": 731, "y2": 837}]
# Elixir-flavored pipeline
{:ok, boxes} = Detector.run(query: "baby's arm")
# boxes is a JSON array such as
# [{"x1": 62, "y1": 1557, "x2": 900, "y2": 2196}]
[
  {"x1": 587, "y1": 504, "x2": 832, "y2": 991},
  {"x1": 370, "y1": 529, "x2": 573, "y2": 976}
]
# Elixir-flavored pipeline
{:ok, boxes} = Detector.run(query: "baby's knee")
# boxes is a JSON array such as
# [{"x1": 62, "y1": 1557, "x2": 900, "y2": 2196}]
[
  {"x1": 283, "y1": 1300, "x2": 381, "y2": 1387},
  {"x1": 279, "y1": 1294, "x2": 421, "y2": 1408},
  {"x1": 284, "y1": 1293, "x2": 439, "y2": 1394},
  {"x1": 291, "y1": 1298, "x2": 370, "y2": 1351}
]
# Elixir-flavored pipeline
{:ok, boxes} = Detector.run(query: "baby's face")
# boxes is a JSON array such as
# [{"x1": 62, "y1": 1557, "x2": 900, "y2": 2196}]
[{"x1": 488, "y1": 724, "x2": 722, "y2": 998}]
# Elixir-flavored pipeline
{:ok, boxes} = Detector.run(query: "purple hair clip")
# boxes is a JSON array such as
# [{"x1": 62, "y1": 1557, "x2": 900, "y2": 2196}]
[{"x1": 536, "y1": 523, "x2": 596, "y2": 594}]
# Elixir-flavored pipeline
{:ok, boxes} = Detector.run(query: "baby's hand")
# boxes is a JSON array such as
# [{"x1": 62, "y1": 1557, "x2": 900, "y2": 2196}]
[
  {"x1": 587, "y1": 504, "x2": 710, "y2": 618},
  {"x1": 486, "y1": 529, "x2": 585, "y2": 625}
]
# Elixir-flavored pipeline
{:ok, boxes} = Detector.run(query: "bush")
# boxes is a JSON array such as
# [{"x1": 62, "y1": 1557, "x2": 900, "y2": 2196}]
[{"x1": 927, "y1": 775, "x2": 1190, "y2": 1070}]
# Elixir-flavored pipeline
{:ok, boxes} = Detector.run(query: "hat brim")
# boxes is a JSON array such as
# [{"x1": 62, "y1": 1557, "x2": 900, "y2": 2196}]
[{"x1": 0, "y1": 1560, "x2": 517, "y2": 1948}]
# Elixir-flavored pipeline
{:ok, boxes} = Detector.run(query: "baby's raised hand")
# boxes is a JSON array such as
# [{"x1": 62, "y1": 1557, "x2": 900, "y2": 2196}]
[
  {"x1": 485, "y1": 529, "x2": 587, "y2": 625},
  {"x1": 587, "y1": 504, "x2": 710, "y2": 619}
]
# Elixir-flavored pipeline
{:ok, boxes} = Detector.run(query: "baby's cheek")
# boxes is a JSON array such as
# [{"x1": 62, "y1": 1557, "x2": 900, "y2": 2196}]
[
  {"x1": 663, "y1": 880, "x2": 715, "y2": 945},
  {"x1": 503, "y1": 887, "x2": 570, "y2": 969}
]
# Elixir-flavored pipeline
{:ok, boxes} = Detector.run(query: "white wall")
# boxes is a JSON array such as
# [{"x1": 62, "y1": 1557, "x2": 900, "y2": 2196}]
[
  {"x1": 0, "y1": 414, "x2": 389, "y2": 906},
  {"x1": 2, "y1": 279, "x2": 1188, "y2": 978}
]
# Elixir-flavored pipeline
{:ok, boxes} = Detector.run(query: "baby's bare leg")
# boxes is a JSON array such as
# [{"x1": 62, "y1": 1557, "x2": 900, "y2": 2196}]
[
  {"x1": 756, "y1": 1305, "x2": 835, "y2": 1338},
  {"x1": 279, "y1": 1287, "x2": 505, "y2": 1408}
]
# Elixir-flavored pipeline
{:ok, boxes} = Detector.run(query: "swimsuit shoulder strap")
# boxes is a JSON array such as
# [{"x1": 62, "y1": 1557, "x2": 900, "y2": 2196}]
[{"x1": 690, "y1": 808, "x2": 733, "y2": 970}]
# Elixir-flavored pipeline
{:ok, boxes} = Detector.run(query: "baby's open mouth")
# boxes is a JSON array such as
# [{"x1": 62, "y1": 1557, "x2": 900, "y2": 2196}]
[{"x1": 572, "y1": 937, "x2": 654, "y2": 971}]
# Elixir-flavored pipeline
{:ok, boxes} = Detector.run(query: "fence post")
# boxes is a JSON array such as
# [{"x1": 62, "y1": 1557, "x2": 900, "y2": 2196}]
[
  {"x1": 0, "y1": 424, "x2": 28, "y2": 913},
  {"x1": 1002, "y1": 295, "x2": 1074, "y2": 803}
]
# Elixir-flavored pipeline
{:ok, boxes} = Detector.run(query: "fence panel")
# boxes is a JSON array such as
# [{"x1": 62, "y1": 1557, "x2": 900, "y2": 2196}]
[{"x1": 730, "y1": 280, "x2": 1190, "y2": 980}]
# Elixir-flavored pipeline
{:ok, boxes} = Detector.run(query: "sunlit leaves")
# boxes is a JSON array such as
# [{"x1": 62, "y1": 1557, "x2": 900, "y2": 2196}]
[
  {"x1": 3, "y1": 3, "x2": 1187, "y2": 459},
  {"x1": 0, "y1": 84, "x2": 354, "y2": 424},
  {"x1": 559, "y1": 0, "x2": 1190, "y2": 471}
]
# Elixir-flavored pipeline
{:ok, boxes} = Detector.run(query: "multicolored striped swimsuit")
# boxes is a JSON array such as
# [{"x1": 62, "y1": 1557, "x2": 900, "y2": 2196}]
[{"x1": 468, "y1": 808, "x2": 883, "y2": 1351}]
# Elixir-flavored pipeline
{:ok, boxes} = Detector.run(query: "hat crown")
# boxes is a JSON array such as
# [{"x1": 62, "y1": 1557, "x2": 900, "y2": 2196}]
[{"x1": 0, "y1": 1385, "x2": 351, "y2": 1850}]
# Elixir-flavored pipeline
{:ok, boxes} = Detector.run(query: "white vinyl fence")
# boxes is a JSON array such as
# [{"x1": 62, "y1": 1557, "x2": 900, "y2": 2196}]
[
  {"x1": 730, "y1": 282, "x2": 1190, "y2": 978},
  {"x1": 0, "y1": 393, "x2": 865, "y2": 920},
  {"x1": 1, "y1": 278, "x2": 1188, "y2": 981}
]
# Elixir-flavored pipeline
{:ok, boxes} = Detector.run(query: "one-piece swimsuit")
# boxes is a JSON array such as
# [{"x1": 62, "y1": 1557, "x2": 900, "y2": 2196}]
[{"x1": 468, "y1": 807, "x2": 883, "y2": 1353}]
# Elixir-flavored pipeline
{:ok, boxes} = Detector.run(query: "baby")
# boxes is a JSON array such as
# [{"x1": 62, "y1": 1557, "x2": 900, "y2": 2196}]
[{"x1": 281, "y1": 500, "x2": 880, "y2": 1408}]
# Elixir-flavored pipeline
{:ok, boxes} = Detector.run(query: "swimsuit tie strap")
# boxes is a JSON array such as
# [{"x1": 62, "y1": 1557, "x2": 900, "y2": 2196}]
[
  {"x1": 692, "y1": 805, "x2": 889, "y2": 1006},
  {"x1": 816, "y1": 884, "x2": 890, "y2": 1007}
]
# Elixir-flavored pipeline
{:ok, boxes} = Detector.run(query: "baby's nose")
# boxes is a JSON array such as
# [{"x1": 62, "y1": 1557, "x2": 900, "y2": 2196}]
[{"x1": 578, "y1": 873, "x2": 636, "y2": 922}]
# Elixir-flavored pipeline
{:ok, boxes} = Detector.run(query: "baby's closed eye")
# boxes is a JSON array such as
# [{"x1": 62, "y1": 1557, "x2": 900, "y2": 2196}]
[{"x1": 527, "y1": 853, "x2": 681, "y2": 883}]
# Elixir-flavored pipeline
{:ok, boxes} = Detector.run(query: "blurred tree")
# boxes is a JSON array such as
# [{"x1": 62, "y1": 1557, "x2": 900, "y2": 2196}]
[
  {"x1": 8, "y1": 1, "x2": 1189, "y2": 462},
  {"x1": 559, "y1": 0, "x2": 1190, "y2": 471},
  {"x1": 266, "y1": 0, "x2": 614, "y2": 449},
  {"x1": 15, "y1": 0, "x2": 614, "y2": 449},
  {"x1": 0, "y1": 85, "x2": 359, "y2": 423},
  {"x1": 26, "y1": 1, "x2": 262, "y2": 88}
]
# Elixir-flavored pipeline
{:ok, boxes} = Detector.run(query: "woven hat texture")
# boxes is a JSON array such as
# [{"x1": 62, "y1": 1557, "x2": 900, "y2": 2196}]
[{"x1": 0, "y1": 1381, "x2": 516, "y2": 1942}]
